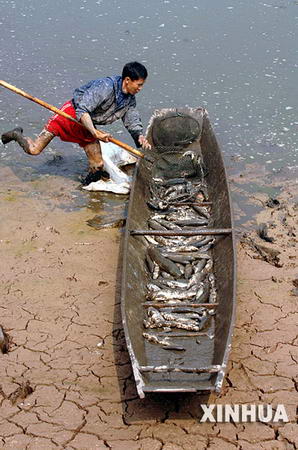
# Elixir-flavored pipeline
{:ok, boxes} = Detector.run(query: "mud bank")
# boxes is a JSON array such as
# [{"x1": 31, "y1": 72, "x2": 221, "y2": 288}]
[{"x1": 0, "y1": 167, "x2": 297, "y2": 449}]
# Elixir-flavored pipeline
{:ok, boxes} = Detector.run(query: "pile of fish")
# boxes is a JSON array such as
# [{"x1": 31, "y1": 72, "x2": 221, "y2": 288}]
[{"x1": 142, "y1": 164, "x2": 217, "y2": 351}]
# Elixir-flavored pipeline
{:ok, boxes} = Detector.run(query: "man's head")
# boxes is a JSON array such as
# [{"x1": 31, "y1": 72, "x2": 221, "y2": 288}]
[{"x1": 122, "y1": 61, "x2": 148, "y2": 95}]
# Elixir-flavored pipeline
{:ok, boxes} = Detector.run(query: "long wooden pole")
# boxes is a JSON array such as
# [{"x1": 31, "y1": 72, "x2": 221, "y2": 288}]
[{"x1": 0, "y1": 79, "x2": 150, "y2": 161}]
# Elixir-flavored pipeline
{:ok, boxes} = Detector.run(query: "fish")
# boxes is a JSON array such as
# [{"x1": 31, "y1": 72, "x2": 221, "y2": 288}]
[
  {"x1": 145, "y1": 253, "x2": 155, "y2": 274},
  {"x1": 173, "y1": 219, "x2": 208, "y2": 227},
  {"x1": 161, "y1": 177, "x2": 187, "y2": 186},
  {"x1": 146, "y1": 282, "x2": 162, "y2": 293},
  {"x1": 162, "y1": 245, "x2": 201, "y2": 253},
  {"x1": 144, "y1": 307, "x2": 166, "y2": 328},
  {"x1": 188, "y1": 271, "x2": 207, "y2": 288},
  {"x1": 159, "y1": 279, "x2": 189, "y2": 289},
  {"x1": 175, "y1": 262, "x2": 185, "y2": 276},
  {"x1": 147, "y1": 199, "x2": 169, "y2": 211},
  {"x1": 152, "y1": 262, "x2": 160, "y2": 280},
  {"x1": 195, "y1": 281, "x2": 210, "y2": 303},
  {"x1": 198, "y1": 312, "x2": 211, "y2": 330},
  {"x1": 143, "y1": 332, "x2": 185, "y2": 351},
  {"x1": 208, "y1": 273, "x2": 216, "y2": 289},
  {"x1": 146, "y1": 311, "x2": 201, "y2": 331},
  {"x1": 154, "y1": 236, "x2": 189, "y2": 247},
  {"x1": 192, "y1": 236, "x2": 214, "y2": 248},
  {"x1": 194, "y1": 259, "x2": 207, "y2": 272},
  {"x1": 147, "y1": 287, "x2": 198, "y2": 302},
  {"x1": 162, "y1": 319, "x2": 200, "y2": 332},
  {"x1": 161, "y1": 253, "x2": 195, "y2": 264},
  {"x1": 197, "y1": 243, "x2": 214, "y2": 252},
  {"x1": 162, "y1": 306, "x2": 206, "y2": 315},
  {"x1": 192, "y1": 205, "x2": 210, "y2": 219},
  {"x1": 152, "y1": 217, "x2": 182, "y2": 230},
  {"x1": 148, "y1": 246, "x2": 182, "y2": 278},
  {"x1": 209, "y1": 288, "x2": 217, "y2": 303},
  {"x1": 144, "y1": 235, "x2": 160, "y2": 246},
  {"x1": 148, "y1": 218, "x2": 168, "y2": 231},
  {"x1": 161, "y1": 311, "x2": 203, "y2": 321},
  {"x1": 163, "y1": 185, "x2": 187, "y2": 199},
  {"x1": 160, "y1": 271, "x2": 174, "y2": 279},
  {"x1": 184, "y1": 263, "x2": 193, "y2": 279},
  {"x1": 161, "y1": 311, "x2": 200, "y2": 324}
]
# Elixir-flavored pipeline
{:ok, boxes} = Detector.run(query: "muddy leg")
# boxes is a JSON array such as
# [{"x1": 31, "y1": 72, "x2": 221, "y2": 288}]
[
  {"x1": 81, "y1": 141, "x2": 109, "y2": 185},
  {"x1": 1, "y1": 127, "x2": 54, "y2": 155},
  {"x1": 83, "y1": 141, "x2": 104, "y2": 172}
]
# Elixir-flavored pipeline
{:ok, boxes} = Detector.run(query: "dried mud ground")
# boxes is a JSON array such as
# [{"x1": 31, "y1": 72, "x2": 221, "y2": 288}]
[{"x1": 0, "y1": 167, "x2": 297, "y2": 450}]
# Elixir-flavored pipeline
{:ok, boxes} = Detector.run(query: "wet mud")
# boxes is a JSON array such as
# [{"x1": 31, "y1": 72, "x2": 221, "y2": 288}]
[{"x1": 0, "y1": 165, "x2": 297, "y2": 449}]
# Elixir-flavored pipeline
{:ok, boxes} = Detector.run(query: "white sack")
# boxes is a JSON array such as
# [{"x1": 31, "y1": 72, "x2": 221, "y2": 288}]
[{"x1": 83, "y1": 141, "x2": 137, "y2": 194}]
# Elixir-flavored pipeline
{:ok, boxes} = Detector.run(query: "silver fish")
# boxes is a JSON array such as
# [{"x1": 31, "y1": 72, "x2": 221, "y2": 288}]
[
  {"x1": 144, "y1": 235, "x2": 160, "y2": 246},
  {"x1": 208, "y1": 273, "x2": 216, "y2": 289},
  {"x1": 162, "y1": 245, "x2": 200, "y2": 253},
  {"x1": 148, "y1": 246, "x2": 182, "y2": 278},
  {"x1": 163, "y1": 319, "x2": 200, "y2": 332},
  {"x1": 160, "y1": 271, "x2": 174, "y2": 279},
  {"x1": 192, "y1": 237, "x2": 214, "y2": 249},
  {"x1": 198, "y1": 312, "x2": 211, "y2": 330},
  {"x1": 195, "y1": 259, "x2": 207, "y2": 272},
  {"x1": 188, "y1": 271, "x2": 206, "y2": 288},
  {"x1": 145, "y1": 253, "x2": 155, "y2": 274},
  {"x1": 147, "y1": 287, "x2": 197, "y2": 301},
  {"x1": 146, "y1": 283, "x2": 161, "y2": 293},
  {"x1": 161, "y1": 312, "x2": 202, "y2": 321},
  {"x1": 152, "y1": 262, "x2": 160, "y2": 280},
  {"x1": 152, "y1": 216, "x2": 181, "y2": 231},
  {"x1": 196, "y1": 282, "x2": 210, "y2": 303},
  {"x1": 174, "y1": 219, "x2": 208, "y2": 227},
  {"x1": 209, "y1": 288, "x2": 217, "y2": 303},
  {"x1": 160, "y1": 279, "x2": 189, "y2": 289},
  {"x1": 161, "y1": 252, "x2": 196, "y2": 264},
  {"x1": 148, "y1": 218, "x2": 168, "y2": 231},
  {"x1": 162, "y1": 306, "x2": 206, "y2": 314},
  {"x1": 143, "y1": 332, "x2": 185, "y2": 351}
]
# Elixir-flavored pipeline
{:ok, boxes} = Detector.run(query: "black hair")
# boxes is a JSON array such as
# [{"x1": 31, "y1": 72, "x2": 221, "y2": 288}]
[{"x1": 122, "y1": 61, "x2": 148, "y2": 81}]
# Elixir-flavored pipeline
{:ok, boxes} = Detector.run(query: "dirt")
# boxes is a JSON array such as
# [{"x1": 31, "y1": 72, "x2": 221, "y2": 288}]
[{"x1": 0, "y1": 165, "x2": 297, "y2": 449}]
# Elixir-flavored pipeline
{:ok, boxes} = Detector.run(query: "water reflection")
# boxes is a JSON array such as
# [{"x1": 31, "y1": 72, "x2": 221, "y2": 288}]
[{"x1": 0, "y1": 0, "x2": 297, "y2": 225}]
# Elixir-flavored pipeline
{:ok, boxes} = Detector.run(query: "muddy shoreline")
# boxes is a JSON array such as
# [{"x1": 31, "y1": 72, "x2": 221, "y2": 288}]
[{"x1": 0, "y1": 165, "x2": 297, "y2": 448}]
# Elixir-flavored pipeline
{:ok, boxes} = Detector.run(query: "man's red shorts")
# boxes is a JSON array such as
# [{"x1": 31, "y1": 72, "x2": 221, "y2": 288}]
[{"x1": 45, "y1": 100, "x2": 97, "y2": 148}]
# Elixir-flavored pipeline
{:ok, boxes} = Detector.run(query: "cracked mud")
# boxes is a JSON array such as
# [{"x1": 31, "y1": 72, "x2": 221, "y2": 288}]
[{"x1": 0, "y1": 169, "x2": 297, "y2": 449}]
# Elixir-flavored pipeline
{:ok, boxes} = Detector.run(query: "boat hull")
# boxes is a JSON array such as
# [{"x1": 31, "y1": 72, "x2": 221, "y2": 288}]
[{"x1": 121, "y1": 108, "x2": 236, "y2": 398}]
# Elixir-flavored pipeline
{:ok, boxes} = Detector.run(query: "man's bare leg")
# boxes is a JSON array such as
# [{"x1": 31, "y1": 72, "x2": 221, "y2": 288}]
[
  {"x1": 1, "y1": 128, "x2": 54, "y2": 155},
  {"x1": 83, "y1": 140, "x2": 104, "y2": 172},
  {"x1": 82, "y1": 141, "x2": 109, "y2": 185}
]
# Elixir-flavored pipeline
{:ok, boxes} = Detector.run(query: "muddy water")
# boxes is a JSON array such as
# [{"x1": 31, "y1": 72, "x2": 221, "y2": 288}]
[{"x1": 0, "y1": 0, "x2": 297, "y2": 225}]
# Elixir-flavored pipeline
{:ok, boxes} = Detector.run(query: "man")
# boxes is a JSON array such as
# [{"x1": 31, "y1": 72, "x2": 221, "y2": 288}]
[{"x1": 1, "y1": 61, "x2": 151, "y2": 184}]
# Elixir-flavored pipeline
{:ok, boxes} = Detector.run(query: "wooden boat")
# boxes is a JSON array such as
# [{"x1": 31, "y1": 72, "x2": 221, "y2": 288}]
[{"x1": 120, "y1": 107, "x2": 236, "y2": 398}]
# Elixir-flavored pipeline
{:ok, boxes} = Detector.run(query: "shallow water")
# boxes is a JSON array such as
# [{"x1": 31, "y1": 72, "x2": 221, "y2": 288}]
[{"x1": 0, "y1": 0, "x2": 297, "y2": 224}]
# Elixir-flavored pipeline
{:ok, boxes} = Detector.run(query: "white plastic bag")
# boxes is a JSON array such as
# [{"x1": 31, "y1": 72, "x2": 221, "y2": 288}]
[{"x1": 83, "y1": 142, "x2": 137, "y2": 194}]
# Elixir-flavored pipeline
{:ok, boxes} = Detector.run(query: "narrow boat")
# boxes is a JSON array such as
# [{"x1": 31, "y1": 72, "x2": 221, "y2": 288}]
[{"x1": 120, "y1": 107, "x2": 236, "y2": 398}]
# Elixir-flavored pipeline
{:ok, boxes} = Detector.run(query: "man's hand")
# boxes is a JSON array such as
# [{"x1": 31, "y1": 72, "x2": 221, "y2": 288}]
[
  {"x1": 94, "y1": 129, "x2": 111, "y2": 142},
  {"x1": 138, "y1": 135, "x2": 151, "y2": 150},
  {"x1": 80, "y1": 113, "x2": 110, "y2": 142}
]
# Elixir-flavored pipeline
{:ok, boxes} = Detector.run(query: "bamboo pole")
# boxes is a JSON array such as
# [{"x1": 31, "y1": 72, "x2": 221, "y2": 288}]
[{"x1": 0, "y1": 79, "x2": 151, "y2": 161}]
